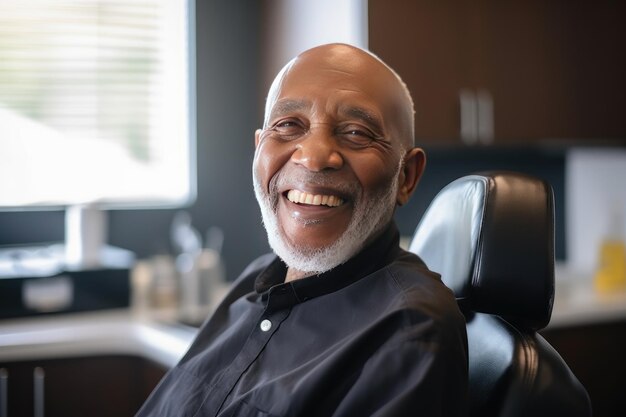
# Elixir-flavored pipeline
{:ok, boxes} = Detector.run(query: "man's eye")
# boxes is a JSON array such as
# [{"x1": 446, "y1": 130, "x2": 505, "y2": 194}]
[
  {"x1": 276, "y1": 121, "x2": 297, "y2": 128},
  {"x1": 345, "y1": 129, "x2": 371, "y2": 137},
  {"x1": 271, "y1": 120, "x2": 305, "y2": 137},
  {"x1": 339, "y1": 126, "x2": 376, "y2": 146}
]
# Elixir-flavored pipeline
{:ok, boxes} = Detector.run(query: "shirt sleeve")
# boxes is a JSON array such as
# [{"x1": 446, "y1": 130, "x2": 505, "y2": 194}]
[{"x1": 332, "y1": 321, "x2": 469, "y2": 417}]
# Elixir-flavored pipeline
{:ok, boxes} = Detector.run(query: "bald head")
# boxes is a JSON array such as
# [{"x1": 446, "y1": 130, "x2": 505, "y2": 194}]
[{"x1": 264, "y1": 43, "x2": 415, "y2": 148}]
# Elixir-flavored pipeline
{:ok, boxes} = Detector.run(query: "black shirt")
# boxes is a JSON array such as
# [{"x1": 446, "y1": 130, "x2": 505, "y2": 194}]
[{"x1": 136, "y1": 223, "x2": 468, "y2": 417}]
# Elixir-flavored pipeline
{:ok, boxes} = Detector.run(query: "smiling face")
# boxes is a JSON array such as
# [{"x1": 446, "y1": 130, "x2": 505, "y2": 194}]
[{"x1": 253, "y1": 44, "x2": 425, "y2": 278}]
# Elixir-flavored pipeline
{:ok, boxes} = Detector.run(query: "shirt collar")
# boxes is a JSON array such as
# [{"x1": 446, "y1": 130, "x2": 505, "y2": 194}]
[{"x1": 254, "y1": 221, "x2": 401, "y2": 307}]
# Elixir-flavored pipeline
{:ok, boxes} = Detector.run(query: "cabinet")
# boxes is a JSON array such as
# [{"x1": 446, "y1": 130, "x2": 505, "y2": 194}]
[
  {"x1": 369, "y1": 0, "x2": 626, "y2": 144},
  {"x1": 542, "y1": 321, "x2": 626, "y2": 417},
  {"x1": 0, "y1": 355, "x2": 165, "y2": 417}
]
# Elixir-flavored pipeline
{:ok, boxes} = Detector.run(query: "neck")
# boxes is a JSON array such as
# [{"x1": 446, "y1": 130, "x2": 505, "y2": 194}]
[{"x1": 285, "y1": 267, "x2": 311, "y2": 283}]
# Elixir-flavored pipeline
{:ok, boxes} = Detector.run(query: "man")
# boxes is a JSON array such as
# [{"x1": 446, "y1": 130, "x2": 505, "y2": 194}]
[{"x1": 137, "y1": 43, "x2": 468, "y2": 417}]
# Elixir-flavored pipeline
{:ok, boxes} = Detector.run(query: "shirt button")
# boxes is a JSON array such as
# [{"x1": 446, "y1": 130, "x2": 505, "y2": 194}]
[{"x1": 260, "y1": 319, "x2": 272, "y2": 332}]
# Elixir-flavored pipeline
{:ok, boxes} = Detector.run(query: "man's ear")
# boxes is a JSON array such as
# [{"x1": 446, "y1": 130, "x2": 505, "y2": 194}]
[
  {"x1": 396, "y1": 147, "x2": 426, "y2": 206},
  {"x1": 255, "y1": 129, "x2": 262, "y2": 148}
]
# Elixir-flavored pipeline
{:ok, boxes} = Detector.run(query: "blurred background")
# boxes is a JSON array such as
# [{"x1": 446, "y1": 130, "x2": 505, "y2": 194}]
[
  {"x1": 2, "y1": 0, "x2": 625, "y2": 274},
  {"x1": 0, "y1": 1, "x2": 625, "y2": 416}
]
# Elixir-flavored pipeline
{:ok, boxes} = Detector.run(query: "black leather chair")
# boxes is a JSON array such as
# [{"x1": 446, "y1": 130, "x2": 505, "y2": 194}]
[{"x1": 409, "y1": 171, "x2": 591, "y2": 417}]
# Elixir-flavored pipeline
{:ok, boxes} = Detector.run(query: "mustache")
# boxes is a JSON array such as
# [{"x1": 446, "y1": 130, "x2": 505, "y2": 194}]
[{"x1": 269, "y1": 169, "x2": 361, "y2": 203}]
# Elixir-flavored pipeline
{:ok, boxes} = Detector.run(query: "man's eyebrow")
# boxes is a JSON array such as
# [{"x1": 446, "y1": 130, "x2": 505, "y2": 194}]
[
  {"x1": 269, "y1": 99, "x2": 310, "y2": 119},
  {"x1": 341, "y1": 106, "x2": 384, "y2": 131}
]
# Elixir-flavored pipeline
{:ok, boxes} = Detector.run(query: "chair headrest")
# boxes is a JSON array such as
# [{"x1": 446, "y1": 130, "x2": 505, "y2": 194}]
[{"x1": 409, "y1": 171, "x2": 555, "y2": 330}]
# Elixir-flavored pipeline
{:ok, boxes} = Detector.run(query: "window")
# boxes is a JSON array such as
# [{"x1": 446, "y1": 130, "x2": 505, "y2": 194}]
[{"x1": 0, "y1": 0, "x2": 195, "y2": 208}]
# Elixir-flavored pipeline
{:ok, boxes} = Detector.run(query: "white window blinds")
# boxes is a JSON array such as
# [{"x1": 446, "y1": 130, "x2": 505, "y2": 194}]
[{"x1": 0, "y1": 0, "x2": 194, "y2": 208}]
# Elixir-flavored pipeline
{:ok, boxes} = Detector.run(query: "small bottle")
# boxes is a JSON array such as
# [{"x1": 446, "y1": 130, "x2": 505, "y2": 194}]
[{"x1": 594, "y1": 202, "x2": 626, "y2": 293}]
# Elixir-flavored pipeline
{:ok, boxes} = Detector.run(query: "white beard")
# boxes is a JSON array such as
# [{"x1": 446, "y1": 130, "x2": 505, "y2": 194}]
[{"x1": 253, "y1": 161, "x2": 401, "y2": 276}]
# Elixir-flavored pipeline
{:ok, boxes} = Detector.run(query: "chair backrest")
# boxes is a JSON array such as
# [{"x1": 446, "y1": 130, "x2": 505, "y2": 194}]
[{"x1": 409, "y1": 171, "x2": 591, "y2": 417}]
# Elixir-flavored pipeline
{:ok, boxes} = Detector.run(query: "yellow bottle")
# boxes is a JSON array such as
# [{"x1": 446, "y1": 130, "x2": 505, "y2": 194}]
[
  {"x1": 594, "y1": 240, "x2": 626, "y2": 292},
  {"x1": 594, "y1": 203, "x2": 626, "y2": 293}
]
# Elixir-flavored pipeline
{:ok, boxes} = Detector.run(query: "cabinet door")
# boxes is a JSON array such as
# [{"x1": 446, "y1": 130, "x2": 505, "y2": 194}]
[
  {"x1": 1, "y1": 356, "x2": 166, "y2": 417},
  {"x1": 478, "y1": 0, "x2": 626, "y2": 141},
  {"x1": 369, "y1": 0, "x2": 626, "y2": 144},
  {"x1": 369, "y1": 0, "x2": 477, "y2": 143},
  {"x1": 542, "y1": 321, "x2": 626, "y2": 417}
]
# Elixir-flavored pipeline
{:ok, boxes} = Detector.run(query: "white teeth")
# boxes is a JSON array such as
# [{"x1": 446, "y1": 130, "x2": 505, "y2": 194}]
[{"x1": 286, "y1": 190, "x2": 344, "y2": 207}]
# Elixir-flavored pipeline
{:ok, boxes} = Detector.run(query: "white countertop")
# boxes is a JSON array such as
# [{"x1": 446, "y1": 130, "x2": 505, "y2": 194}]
[
  {"x1": 0, "y1": 309, "x2": 197, "y2": 368},
  {"x1": 2, "y1": 266, "x2": 626, "y2": 366},
  {"x1": 550, "y1": 276, "x2": 626, "y2": 329}
]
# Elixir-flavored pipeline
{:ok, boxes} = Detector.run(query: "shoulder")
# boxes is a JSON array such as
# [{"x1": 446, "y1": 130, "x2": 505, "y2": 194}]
[
  {"x1": 383, "y1": 248, "x2": 448, "y2": 300},
  {"x1": 379, "y1": 249, "x2": 467, "y2": 342}
]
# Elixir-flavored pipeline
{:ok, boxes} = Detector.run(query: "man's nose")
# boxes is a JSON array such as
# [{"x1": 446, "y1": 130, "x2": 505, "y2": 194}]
[{"x1": 290, "y1": 128, "x2": 344, "y2": 171}]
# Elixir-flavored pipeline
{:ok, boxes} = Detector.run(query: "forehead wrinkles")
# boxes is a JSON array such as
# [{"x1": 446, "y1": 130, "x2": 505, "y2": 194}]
[
  {"x1": 265, "y1": 46, "x2": 414, "y2": 143},
  {"x1": 267, "y1": 95, "x2": 385, "y2": 131}
]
